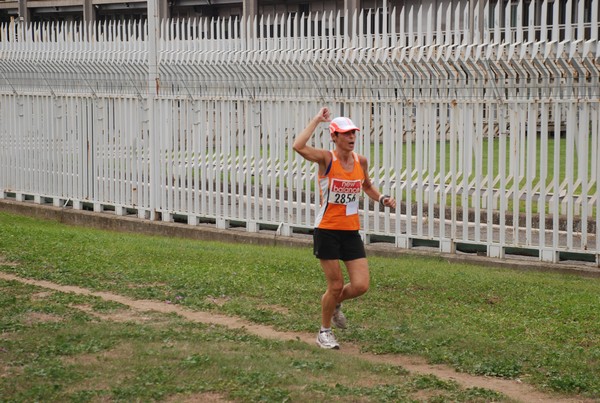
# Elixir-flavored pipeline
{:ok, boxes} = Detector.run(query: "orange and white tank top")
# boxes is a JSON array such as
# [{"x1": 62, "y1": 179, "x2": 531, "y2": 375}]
[{"x1": 315, "y1": 151, "x2": 365, "y2": 230}]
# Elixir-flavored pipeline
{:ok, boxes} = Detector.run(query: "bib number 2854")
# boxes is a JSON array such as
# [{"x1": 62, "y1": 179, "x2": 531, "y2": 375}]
[{"x1": 333, "y1": 193, "x2": 357, "y2": 204}]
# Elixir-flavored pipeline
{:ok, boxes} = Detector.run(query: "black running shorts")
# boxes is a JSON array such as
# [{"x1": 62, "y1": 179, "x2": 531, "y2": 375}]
[{"x1": 313, "y1": 228, "x2": 366, "y2": 261}]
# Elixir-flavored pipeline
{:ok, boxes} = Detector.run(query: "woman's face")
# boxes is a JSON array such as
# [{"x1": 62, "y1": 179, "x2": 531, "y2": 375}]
[{"x1": 333, "y1": 130, "x2": 357, "y2": 151}]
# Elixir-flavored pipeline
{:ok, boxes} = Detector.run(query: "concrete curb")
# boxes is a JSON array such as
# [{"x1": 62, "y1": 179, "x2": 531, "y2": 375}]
[{"x1": 2, "y1": 198, "x2": 599, "y2": 278}]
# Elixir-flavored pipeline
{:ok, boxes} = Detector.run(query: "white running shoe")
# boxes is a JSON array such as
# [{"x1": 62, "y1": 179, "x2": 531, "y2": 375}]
[
  {"x1": 331, "y1": 304, "x2": 347, "y2": 329},
  {"x1": 316, "y1": 330, "x2": 340, "y2": 349}
]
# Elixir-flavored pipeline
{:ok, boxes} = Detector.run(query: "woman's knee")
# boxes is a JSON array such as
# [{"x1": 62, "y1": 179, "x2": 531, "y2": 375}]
[
  {"x1": 327, "y1": 279, "x2": 344, "y2": 295},
  {"x1": 353, "y1": 281, "x2": 369, "y2": 296}
]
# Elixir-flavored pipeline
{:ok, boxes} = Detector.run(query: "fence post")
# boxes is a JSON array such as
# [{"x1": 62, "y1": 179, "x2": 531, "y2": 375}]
[{"x1": 147, "y1": 0, "x2": 160, "y2": 221}]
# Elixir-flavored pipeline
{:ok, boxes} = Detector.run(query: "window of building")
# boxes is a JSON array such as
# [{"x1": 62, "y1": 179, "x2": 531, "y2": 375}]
[{"x1": 298, "y1": 3, "x2": 310, "y2": 17}]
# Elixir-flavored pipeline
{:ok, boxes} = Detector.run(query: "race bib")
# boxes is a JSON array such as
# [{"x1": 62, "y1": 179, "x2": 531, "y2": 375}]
[{"x1": 330, "y1": 179, "x2": 361, "y2": 212}]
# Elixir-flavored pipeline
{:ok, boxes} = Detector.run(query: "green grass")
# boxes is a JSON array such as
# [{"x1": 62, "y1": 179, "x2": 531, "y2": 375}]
[
  {"x1": 0, "y1": 277, "x2": 503, "y2": 401},
  {"x1": 1, "y1": 211, "x2": 600, "y2": 400}
]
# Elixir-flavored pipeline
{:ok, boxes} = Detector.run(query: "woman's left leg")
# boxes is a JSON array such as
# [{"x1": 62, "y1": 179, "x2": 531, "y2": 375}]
[{"x1": 338, "y1": 257, "x2": 370, "y2": 303}]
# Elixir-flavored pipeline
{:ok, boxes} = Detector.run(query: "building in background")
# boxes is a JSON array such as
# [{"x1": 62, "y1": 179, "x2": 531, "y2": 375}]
[
  {"x1": 0, "y1": 1, "x2": 596, "y2": 42},
  {"x1": 1, "y1": 0, "x2": 365, "y2": 23}
]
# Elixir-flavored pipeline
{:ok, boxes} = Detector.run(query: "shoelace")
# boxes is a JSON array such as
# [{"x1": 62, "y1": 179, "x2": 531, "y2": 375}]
[{"x1": 320, "y1": 331, "x2": 336, "y2": 342}]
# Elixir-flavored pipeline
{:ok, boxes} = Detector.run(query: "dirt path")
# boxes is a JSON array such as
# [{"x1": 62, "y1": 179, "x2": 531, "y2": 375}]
[{"x1": 0, "y1": 272, "x2": 589, "y2": 403}]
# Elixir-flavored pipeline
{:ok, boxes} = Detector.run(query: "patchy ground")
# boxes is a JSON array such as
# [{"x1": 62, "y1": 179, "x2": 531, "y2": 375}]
[{"x1": 0, "y1": 271, "x2": 591, "y2": 403}]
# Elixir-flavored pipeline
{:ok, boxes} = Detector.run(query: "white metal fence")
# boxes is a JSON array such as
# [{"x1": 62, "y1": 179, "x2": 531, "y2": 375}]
[{"x1": 0, "y1": 1, "x2": 599, "y2": 265}]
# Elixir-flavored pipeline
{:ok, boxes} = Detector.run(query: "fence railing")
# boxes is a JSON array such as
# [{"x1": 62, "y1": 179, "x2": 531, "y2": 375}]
[{"x1": 1, "y1": 0, "x2": 599, "y2": 266}]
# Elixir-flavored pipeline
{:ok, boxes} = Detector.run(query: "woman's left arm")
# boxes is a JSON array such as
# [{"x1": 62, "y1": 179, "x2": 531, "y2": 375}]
[{"x1": 359, "y1": 155, "x2": 396, "y2": 209}]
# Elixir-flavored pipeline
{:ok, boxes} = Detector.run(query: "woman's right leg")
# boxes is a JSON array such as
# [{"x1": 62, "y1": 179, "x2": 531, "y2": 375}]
[{"x1": 319, "y1": 259, "x2": 344, "y2": 328}]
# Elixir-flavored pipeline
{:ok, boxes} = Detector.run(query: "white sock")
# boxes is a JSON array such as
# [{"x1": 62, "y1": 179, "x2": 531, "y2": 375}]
[{"x1": 320, "y1": 327, "x2": 331, "y2": 333}]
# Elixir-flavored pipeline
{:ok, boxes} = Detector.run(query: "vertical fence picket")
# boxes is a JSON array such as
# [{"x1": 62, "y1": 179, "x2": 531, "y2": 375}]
[
  {"x1": 473, "y1": 100, "x2": 483, "y2": 244},
  {"x1": 539, "y1": 102, "x2": 549, "y2": 252},
  {"x1": 579, "y1": 104, "x2": 589, "y2": 249},
  {"x1": 382, "y1": 102, "x2": 392, "y2": 235},
  {"x1": 112, "y1": 99, "x2": 120, "y2": 208},
  {"x1": 566, "y1": 103, "x2": 576, "y2": 249},
  {"x1": 245, "y1": 98, "x2": 254, "y2": 226},
  {"x1": 267, "y1": 101, "x2": 277, "y2": 226},
  {"x1": 211, "y1": 100, "x2": 219, "y2": 220},
  {"x1": 67, "y1": 96, "x2": 75, "y2": 203},
  {"x1": 236, "y1": 101, "x2": 246, "y2": 224},
  {"x1": 0, "y1": 96, "x2": 5, "y2": 198},
  {"x1": 156, "y1": 100, "x2": 165, "y2": 215},
  {"x1": 105, "y1": 99, "x2": 113, "y2": 208},
  {"x1": 100, "y1": 99, "x2": 109, "y2": 207},
  {"x1": 122, "y1": 98, "x2": 130, "y2": 211},
  {"x1": 595, "y1": 104, "x2": 600, "y2": 257},
  {"x1": 497, "y1": 107, "x2": 507, "y2": 251},
  {"x1": 175, "y1": 99, "x2": 183, "y2": 215},
  {"x1": 252, "y1": 101, "x2": 261, "y2": 226},
  {"x1": 175, "y1": 100, "x2": 183, "y2": 215},
  {"x1": 198, "y1": 110, "x2": 210, "y2": 220},
  {"x1": 17, "y1": 96, "x2": 26, "y2": 199},
  {"x1": 138, "y1": 100, "x2": 148, "y2": 214},
  {"x1": 217, "y1": 99, "x2": 226, "y2": 222},
  {"x1": 447, "y1": 99, "x2": 456, "y2": 243},
  {"x1": 84, "y1": 98, "x2": 93, "y2": 205},
  {"x1": 485, "y1": 101, "x2": 495, "y2": 247},
  {"x1": 260, "y1": 100, "x2": 269, "y2": 228},
  {"x1": 40, "y1": 97, "x2": 47, "y2": 200},
  {"x1": 415, "y1": 102, "x2": 424, "y2": 238},
  {"x1": 438, "y1": 100, "x2": 448, "y2": 244},
  {"x1": 525, "y1": 102, "x2": 537, "y2": 246},
  {"x1": 459, "y1": 103, "x2": 468, "y2": 242},
  {"x1": 182, "y1": 100, "x2": 191, "y2": 216},
  {"x1": 76, "y1": 97, "x2": 84, "y2": 204},
  {"x1": 369, "y1": 101, "x2": 380, "y2": 236},
  {"x1": 124, "y1": 98, "x2": 132, "y2": 211},
  {"x1": 551, "y1": 103, "x2": 562, "y2": 258}
]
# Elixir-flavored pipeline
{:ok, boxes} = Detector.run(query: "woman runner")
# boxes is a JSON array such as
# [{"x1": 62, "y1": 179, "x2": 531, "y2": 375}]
[{"x1": 293, "y1": 107, "x2": 396, "y2": 349}]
